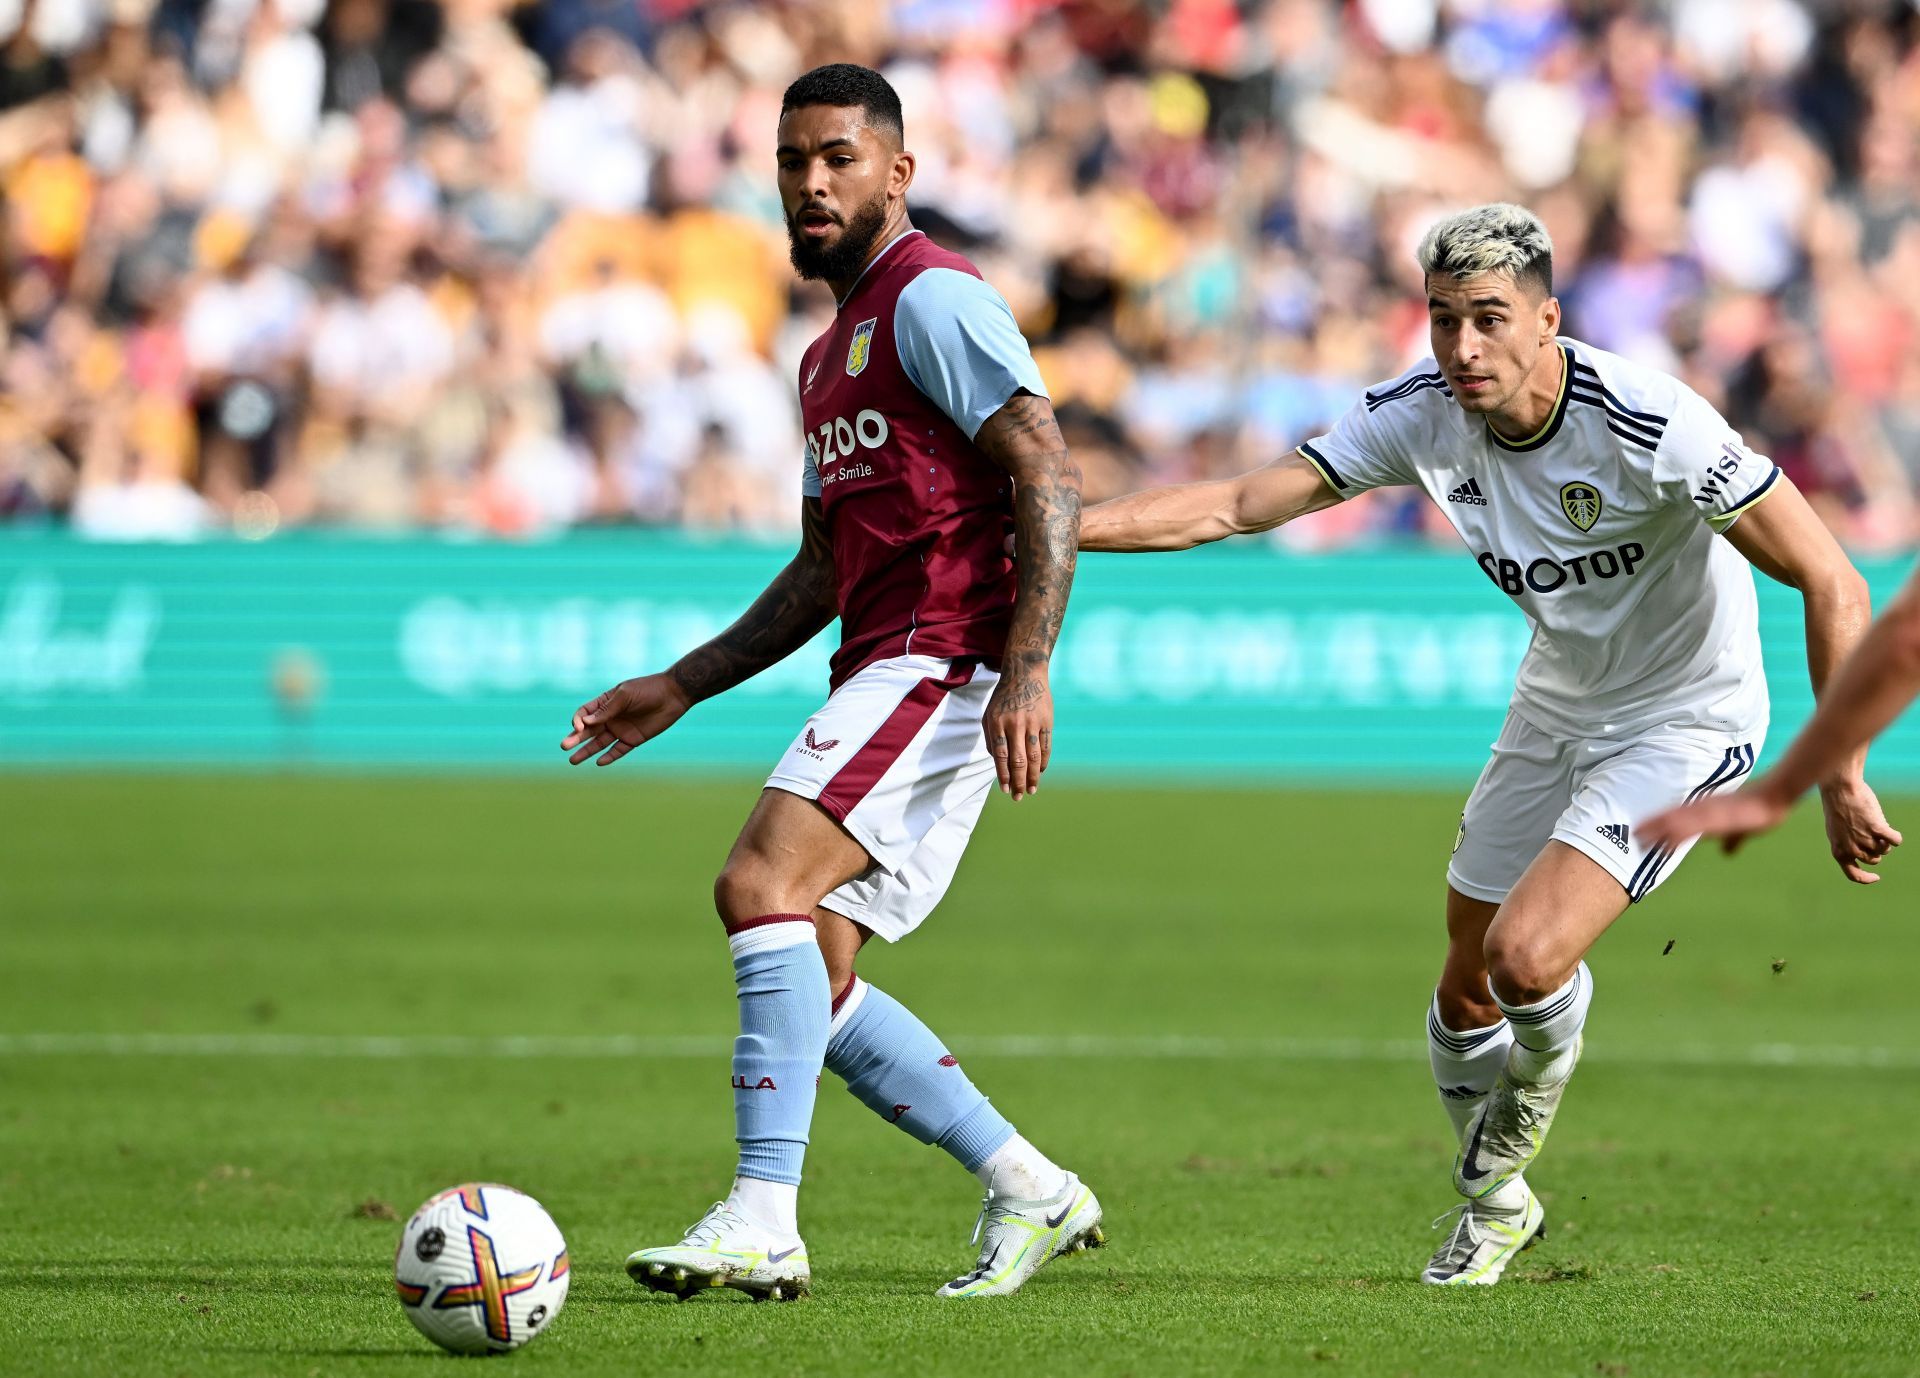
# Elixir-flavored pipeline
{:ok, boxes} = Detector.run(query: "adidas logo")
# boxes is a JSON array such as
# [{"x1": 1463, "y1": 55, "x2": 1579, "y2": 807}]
[
  {"x1": 1596, "y1": 822, "x2": 1630, "y2": 854},
  {"x1": 1447, "y1": 477, "x2": 1488, "y2": 506}
]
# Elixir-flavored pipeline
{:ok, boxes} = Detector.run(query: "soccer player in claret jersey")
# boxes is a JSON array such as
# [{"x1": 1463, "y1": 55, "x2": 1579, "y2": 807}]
[
  {"x1": 560, "y1": 64, "x2": 1102, "y2": 1301},
  {"x1": 1077, "y1": 203, "x2": 1900, "y2": 1285}
]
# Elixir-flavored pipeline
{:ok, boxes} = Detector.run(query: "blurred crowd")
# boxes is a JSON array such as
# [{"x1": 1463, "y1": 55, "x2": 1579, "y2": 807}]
[{"x1": 1, "y1": 0, "x2": 1917, "y2": 546}]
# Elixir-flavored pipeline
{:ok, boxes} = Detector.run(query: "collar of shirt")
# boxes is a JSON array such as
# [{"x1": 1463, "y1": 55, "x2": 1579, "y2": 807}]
[{"x1": 836, "y1": 229, "x2": 924, "y2": 310}]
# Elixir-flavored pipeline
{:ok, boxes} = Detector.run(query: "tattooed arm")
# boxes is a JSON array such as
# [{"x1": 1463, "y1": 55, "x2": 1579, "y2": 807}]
[
  {"x1": 668, "y1": 498, "x2": 837, "y2": 702},
  {"x1": 561, "y1": 500, "x2": 836, "y2": 767},
  {"x1": 974, "y1": 389, "x2": 1083, "y2": 800}
]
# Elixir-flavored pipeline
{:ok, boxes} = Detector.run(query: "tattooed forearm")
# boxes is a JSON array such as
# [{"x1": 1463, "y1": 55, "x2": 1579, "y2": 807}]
[
  {"x1": 669, "y1": 501, "x2": 836, "y2": 702},
  {"x1": 1008, "y1": 473, "x2": 1081, "y2": 669},
  {"x1": 977, "y1": 393, "x2": 1082, "y2": 675}
]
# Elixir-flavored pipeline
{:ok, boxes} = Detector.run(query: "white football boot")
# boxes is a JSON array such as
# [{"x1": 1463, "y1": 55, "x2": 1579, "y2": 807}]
[
  {"x1": 1454, "y1": 1034, "x2": 1583, "y2": 1200},
  {"x1": 936, "y1": 1172, "x2": 1106, "y2": 1299},
  {"x1": 625, "y1": 1202, "x2": 810, "y2": 1302},
  {"x1": 1421, "y1": 1185, "x2": 1546, "y2": 1286}
]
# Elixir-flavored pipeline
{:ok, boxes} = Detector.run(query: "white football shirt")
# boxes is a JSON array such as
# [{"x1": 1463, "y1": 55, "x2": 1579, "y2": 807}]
[{"x1": 1299, "y1": 337, "x2": 1780, "y2": 740}]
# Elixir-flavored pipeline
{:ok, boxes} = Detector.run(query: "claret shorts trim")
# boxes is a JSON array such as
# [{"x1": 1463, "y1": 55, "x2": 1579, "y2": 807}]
[{"x1": 766, "y1": 653, "x2": 1000, "y2": 942}]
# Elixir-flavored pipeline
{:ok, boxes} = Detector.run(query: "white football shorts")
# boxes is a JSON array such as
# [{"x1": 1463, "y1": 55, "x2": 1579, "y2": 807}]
[
  {"x1": 765, "y1": 653, "x2": 999, "y2": 943},
  {"x1": 1448, "y1": 708, "x2": 1767, "y2": 904}
]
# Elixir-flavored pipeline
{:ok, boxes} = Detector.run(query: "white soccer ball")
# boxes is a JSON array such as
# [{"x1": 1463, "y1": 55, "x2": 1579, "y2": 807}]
[{"x1": 394, "y1": 1183, "x2": 570, "y2": 1355}]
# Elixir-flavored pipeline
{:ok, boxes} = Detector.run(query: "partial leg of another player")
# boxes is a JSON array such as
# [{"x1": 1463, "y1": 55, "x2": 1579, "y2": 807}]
[{"x1": 626, "y1": 788, "x2": 868, "y2": 1302}]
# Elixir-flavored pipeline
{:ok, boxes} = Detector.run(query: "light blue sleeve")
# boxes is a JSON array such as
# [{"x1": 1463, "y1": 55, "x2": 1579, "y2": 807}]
[
  {"x1": 892, "y1": 268, "x2": 1048, "y2": 440},
  {"x1": 801, "y1": 446, "x2": 821, "y2": 497}
]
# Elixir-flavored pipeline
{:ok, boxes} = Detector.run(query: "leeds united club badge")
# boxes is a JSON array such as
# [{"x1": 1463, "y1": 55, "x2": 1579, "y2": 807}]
[{"x1": 1560, "y1": 481, "x2": 1602, "y2": 532}]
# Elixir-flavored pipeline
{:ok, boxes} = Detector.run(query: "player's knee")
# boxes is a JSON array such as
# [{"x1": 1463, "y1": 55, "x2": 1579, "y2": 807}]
[
  {"x1": 712, "y1": 857, "x2": 787, "y2": 928},
  {"x1": 1482, "y1": 931, "x2": 1564, "y2": 1005}
]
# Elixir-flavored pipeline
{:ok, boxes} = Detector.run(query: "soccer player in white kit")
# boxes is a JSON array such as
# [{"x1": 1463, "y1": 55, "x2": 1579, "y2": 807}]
[{"x1": 1076, "y1": 204, "x2": 1899, "y2": 1284}]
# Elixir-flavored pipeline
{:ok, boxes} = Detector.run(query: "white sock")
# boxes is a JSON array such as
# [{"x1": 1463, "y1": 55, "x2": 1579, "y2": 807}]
[
  {"x1": 726, "y1": 1175, "x2": 799, "y2": 1237},
  {"x1": 1426, "y1": 994, "x2": 1513, "y2": 1144},
  {"x1": 1474, "y1": 1172, "x2": 1532, "y2": 1213},
  {"x1": 1495, "y1": 962, "x2": 1593, "y2": 1085},
  {"x1": 974, "y1": 1132, "x2": 1068, "y2": 1200}
]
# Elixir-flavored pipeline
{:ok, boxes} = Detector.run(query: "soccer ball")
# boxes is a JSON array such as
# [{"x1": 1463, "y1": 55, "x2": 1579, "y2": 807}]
[{"x1": 394, "y1": 1183, "x2": 570, "y2": 1355}]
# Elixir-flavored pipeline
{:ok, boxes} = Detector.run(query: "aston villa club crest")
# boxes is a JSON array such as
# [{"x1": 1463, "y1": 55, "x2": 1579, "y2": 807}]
[
  {"x1": 846, "y1": 317, "x2": 878, "y2": 377},
  {"x1": 1560, "y1": 481, "x2": 1602, "y2": 532}
]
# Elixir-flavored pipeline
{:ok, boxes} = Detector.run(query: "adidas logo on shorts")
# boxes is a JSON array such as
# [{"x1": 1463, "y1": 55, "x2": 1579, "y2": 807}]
[
  {"x1": 1596, "y1": 822, "x2": 1630, "y2": 854},
  {"x1": 1447, "y1": 478, "x2": 1488, "y2": 506}
]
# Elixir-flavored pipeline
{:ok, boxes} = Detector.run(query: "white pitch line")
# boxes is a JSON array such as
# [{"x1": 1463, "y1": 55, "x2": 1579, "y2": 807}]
[{"x1": 1, "y1": 1031, "x2": 1918, "y2": 1071}]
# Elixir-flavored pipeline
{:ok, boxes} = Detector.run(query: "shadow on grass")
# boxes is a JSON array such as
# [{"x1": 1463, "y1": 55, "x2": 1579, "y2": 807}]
[{"x1": 214, "y1": 1345, "x2": 438, "y2": 1361}]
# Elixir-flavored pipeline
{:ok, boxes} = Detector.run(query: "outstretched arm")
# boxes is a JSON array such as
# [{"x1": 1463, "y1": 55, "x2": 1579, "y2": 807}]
[
  {"x1": 1755, "y1": 578, "x2": 1920, "y2": 806},
  {"x1": 974, "y1": 390, "x2": 1081, "y2": 800},
  {"x1": 561, "y1": 500, "x2": 836, "y2": 767},
  {"x1": 1079, "y1": 452, "x2": 1343, "y2": 552},
  {"x1": 1702, "y1": 479, "x2": 1900, "y2": 880},
  {"x1": 1643, "y1": 568, "x2": 1917, "y2": 865}
]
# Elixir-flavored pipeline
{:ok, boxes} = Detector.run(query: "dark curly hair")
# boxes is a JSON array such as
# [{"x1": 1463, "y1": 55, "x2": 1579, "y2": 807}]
[{"x1": 781, "y1": 63, "x2": 904, "y2": 143}]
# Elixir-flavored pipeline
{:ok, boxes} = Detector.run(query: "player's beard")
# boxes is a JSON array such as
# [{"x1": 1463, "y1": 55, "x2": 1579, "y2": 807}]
[{"x1": 787, "y1": 193, "x2": 890, "y2": 283}]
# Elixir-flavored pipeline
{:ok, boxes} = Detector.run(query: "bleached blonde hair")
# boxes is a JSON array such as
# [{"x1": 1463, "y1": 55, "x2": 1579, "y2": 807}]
[{"x1": 1417, "y1": 203, "x2": 1554, "y2": 296}]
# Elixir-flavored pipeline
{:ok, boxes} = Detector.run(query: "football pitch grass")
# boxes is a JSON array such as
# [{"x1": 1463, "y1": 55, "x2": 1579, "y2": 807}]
[{"x1": 6, "y1": 774, "x2": 1920, "y2": 1377}]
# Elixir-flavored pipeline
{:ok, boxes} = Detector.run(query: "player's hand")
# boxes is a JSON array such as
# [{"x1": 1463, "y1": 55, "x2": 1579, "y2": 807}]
[
  {"x1": 1640, "y1": 781, "x2": 1793, "y2": 856},
  {"x1": 561, "y1": 673, "x2": 692, "y2": 767},
  {"x1": 984, "y1": 661, "x2": 1052, "y2": 801},
  {"x1": 1818, "y1": 776, "x2": 1902, "y2": 885}
]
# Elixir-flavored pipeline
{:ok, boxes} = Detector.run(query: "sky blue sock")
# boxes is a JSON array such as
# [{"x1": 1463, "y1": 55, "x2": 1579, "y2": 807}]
[
  {"x1": 731, "y1": 922, "x2": 830, "y2": 1186},
  {"x1": 825, "y1": 982, "x2": 1015, "y2": 1172}
]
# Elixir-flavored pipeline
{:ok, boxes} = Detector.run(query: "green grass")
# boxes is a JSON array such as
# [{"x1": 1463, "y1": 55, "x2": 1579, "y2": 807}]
[{"x1": 4, "y1": 774, "x2": 1919, "y2": 1377}]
